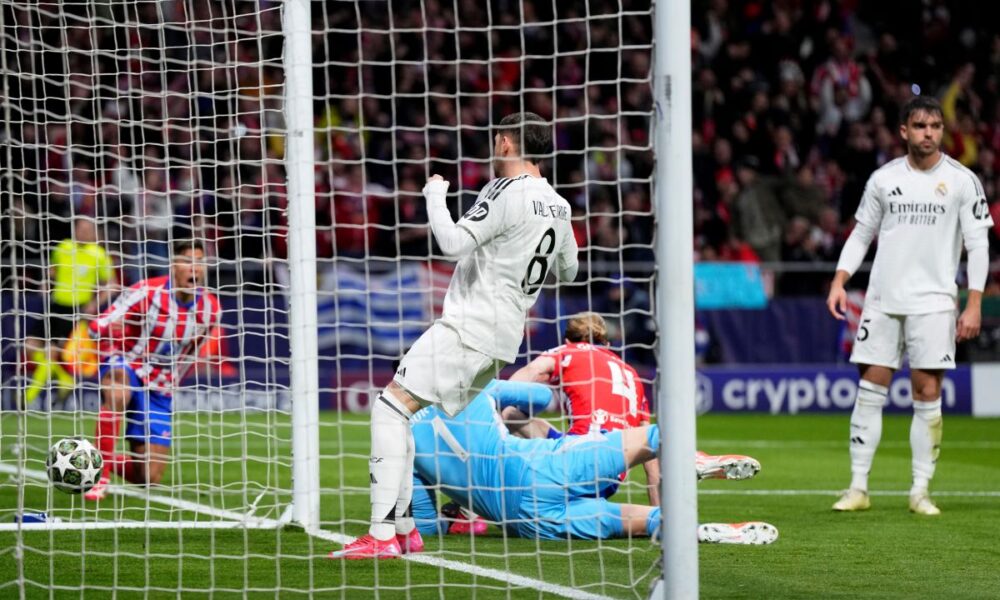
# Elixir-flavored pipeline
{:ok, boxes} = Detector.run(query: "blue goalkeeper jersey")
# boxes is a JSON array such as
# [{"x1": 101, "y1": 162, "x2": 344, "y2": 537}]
[{"x1": 410, "y1": 380, "x2": 553, "y2": 534}]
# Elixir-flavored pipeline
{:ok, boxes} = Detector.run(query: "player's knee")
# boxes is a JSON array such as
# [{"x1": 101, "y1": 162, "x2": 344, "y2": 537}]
[
  {"x1": 142, "y1": 444, "x2": 169, "y2": 485},
  {"x1": 101, "y1": 392, "x2": 126, "y2": 412},
  {"x1": 101, "y1": 387, "x2": 128, "y2": 412},
  {"x1": 858, "y1": 365, "x2": 893, "y2": 388},
  {"x1": 101, "y1": 369, "x2": 129, "y2": 389},
  {"x1": 146, "y1": 466, "x2": 164, "y2": 485},
  {"x1": 385, "y1": 381, "x2": 421, "y2": 414},
  {"x1": 912, "y1": 381, "x2": 942, "y2": 401}
]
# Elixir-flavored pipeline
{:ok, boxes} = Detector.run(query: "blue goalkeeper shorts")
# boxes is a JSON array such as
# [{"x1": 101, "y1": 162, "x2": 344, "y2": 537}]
[
  {"x1": 513, "y1": 429, "x2": 627, "y2": 540},
  {"x1": 100, "y1": 355, "x2": 173, "y2": 447}
]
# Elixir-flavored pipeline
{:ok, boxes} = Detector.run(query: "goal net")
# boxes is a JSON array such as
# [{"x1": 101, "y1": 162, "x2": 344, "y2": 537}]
[{"x1": 0, "y1": 0, "x2": 657, "y2": 597}]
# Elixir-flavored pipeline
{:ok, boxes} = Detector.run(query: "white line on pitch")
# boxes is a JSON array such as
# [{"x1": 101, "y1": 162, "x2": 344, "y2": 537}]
[
  {"x1": 698, "y1": 440, "x2": 1000, "y2": 449},
  {"x1": 2, "y1": 462, "x2": 622, "y2": 599},
  {"x1": 0, "y1": 521, "x2": 279, "y2": 532},
  {"x1": 308, "y1": 528, "x2": 618, "y2": 600},
  {"x1": 698, "y1": 489, "x2": 1000, "y2": 497},
  {"x1": 0, "y1": 462, "x2": 279, "y2": 528}
]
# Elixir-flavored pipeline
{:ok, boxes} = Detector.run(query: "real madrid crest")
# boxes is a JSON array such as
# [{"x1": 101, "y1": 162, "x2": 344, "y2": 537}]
[{"x1": 935, "y1": 182, "x2": 947, "y2": 197}]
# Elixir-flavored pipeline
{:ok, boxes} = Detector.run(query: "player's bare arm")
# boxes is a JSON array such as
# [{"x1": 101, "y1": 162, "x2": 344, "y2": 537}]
[
  {"x1": 957, "y1": 290, "x2": 983, "y2": 341},
  {"x1": 509, "y1": 355, "x2": 556, "y2": 383},
  {"x1": 826, "y1": 270, "x2": 851, "y2": 320},
  {"x1": 640, "y1": 419, "x2": 661, "y2": 506},
  {"x1": 829, "y1": 214, "x2": 878, "y2": 320}
]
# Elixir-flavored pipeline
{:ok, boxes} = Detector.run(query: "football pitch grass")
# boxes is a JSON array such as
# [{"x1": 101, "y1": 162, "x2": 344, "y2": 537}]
[{"x1": 1, "y1": 410, "x2": 999, "y2": 598}]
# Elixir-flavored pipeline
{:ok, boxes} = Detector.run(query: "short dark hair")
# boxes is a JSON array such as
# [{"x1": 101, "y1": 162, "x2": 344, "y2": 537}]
[
  {"x1": 496, "y1": 112, "x2": 551, "y2": 162},
  {"x1": 172, "y1": 239, "x2": 205, "y2": 256},
  {"x1": 899, "y1": 96, "x2": 943, "y2": 125}
]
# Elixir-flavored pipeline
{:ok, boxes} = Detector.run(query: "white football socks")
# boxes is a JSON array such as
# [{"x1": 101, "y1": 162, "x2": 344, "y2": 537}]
[
  {"x1": 910, "y1": 398, "x2": 942, "y2": 496},
  {"x1": 369, "y1": 389, "x2": 414, "y2": 540},
  {"x1": 848, "y1": 379, "x2": 887, "y2": 492},
  {"x1": 392, "y1": 429, "x2": 416, "y2": 536}
]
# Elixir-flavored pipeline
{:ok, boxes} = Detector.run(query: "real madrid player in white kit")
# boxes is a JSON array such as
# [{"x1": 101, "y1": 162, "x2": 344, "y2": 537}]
[
  {"x1": 827, "y1": 96, "x2": 992, "y2": 516},
  {"x1": 332, "y1": 112, "x2": 579, "y2": 559}
]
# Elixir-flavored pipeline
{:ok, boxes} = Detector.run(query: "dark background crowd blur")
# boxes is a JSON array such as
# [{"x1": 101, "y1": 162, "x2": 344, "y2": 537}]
[{"x1": 1, "y1": 0, "x2": 999, "y2": 322}]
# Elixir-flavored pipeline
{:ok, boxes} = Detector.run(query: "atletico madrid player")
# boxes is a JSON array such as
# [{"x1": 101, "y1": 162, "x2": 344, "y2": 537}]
[
  {"x1": 508, "y1": 312, "x2": 658, "y2": 502},
  {"x1": 508, "y1": 312, "x2": 759, "y2": 505},
  {"x1": 81, "y1": 240, "x2": 221, "y2": 501}
]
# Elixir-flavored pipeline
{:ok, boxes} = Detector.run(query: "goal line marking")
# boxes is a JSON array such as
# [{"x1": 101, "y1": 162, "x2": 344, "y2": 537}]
[
  {"x1": 0, "y1": 462, "x2": 281, "y2": 529},
  {"x1": 306, "y1": 528, "x2": 617, "y2": 600},
  {"x1": 698, "y1": 489, "x2": 1000, "y2": 497},
  {"x1": 0, "y1": 462, "x2": 618, "y2": 599}
]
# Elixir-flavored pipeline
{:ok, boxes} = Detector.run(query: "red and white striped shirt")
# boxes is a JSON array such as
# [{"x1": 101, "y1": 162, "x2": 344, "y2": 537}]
[{"x1": 90, "y1": 276, "x2": 221, "y2": 394}]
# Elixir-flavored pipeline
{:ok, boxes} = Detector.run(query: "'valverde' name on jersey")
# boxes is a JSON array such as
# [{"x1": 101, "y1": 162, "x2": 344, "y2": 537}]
[
  {"x1": 856, "y1": 155, "x2": 993, "y2": 315},
  {"x1": 444, "y1": 174, "x2": 578, "y2": 362}
]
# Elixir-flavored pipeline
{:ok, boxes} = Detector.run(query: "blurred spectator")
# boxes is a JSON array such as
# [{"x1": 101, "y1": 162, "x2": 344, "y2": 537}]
[
  {"x1": 778, "y1": 216, "x2": 825, "y2": 296},
  {"x1": 2, "y1": 0, "x2": 999, "y2": 305},
  {"x1": 732, "y1": 157, "x2": 784, "y2": 262}
]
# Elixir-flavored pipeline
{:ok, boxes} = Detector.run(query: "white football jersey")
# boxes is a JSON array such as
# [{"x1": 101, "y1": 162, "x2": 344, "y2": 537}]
[
  {"x1": 856, "y1": 154, "x2": 993, "y2": 314},
  {"x1": 441, "y1": 174, "x2": 578, "y2": 362}
]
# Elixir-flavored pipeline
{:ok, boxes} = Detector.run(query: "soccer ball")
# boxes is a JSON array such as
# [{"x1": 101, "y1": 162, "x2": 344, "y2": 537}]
[{"x1": 46, "y1": 437, "x2": 103, "y2": 494}]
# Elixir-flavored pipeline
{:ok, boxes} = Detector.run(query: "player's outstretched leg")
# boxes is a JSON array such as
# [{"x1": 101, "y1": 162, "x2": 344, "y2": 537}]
[
  {"x1": 698, "y1": 522, "x2": 779, "y2": 545},
  {"x1": 695, "y1": 451, "x2": 761, "y2": 481},
  {"x1": 833, "y1": 377, "x2": 887, "y2": 511}
]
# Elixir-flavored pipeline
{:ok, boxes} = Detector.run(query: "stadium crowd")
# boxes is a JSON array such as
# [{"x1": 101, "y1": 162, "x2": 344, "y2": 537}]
[{"x1": 2, "y1": 0, "x2": 999, "y2": 300}]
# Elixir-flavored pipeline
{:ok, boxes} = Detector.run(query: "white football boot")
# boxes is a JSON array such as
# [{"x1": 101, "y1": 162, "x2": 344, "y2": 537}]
[
  {"x1": 909, "y1": 491, "x2": 941, "y2": 516},
  {"x1": 698, "y1": 522, "x2": 778, "y2": 545},
  {"x1": 832, "y1": 488, "x2": 871, "y2": 511},
  {"x1": 695, "y1": 451, "x2": 761, "y2": 481}
]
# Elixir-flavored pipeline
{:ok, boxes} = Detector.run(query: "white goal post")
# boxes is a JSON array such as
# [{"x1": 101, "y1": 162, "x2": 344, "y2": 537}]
[{"x1": 0, "y1": 0, "x2": 674, "y2": 597}]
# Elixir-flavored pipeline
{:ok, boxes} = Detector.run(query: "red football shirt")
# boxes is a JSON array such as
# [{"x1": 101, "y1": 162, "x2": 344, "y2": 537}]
[
  {"x1": 542, "y1": 342, "x2": 649, "y2": 435},
  {"x1": 90, "y1": 276, "x2": 221, "y2": 394}
]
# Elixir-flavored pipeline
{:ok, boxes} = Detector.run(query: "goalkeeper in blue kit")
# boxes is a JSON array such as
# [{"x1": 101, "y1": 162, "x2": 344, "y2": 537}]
[{"x1": 406, "y1": 380, "x2": 778, "y2": 544}]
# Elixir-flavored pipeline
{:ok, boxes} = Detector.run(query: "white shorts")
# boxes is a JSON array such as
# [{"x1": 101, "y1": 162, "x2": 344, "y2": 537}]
[
  {"x1": 849, "y1": 307, "x2": 957, "y2": 370},
  {"x1": 393, "y1": 322, "x2": 505, "y2": 416}
]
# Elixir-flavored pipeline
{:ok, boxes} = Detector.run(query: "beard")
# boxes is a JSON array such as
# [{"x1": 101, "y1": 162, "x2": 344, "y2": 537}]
[{"x1": 908, "y1": 139, "x2": 939, "y2": 158}]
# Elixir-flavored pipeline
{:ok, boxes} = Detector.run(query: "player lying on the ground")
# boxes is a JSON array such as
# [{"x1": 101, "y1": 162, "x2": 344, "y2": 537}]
[
  {"x1": 405, "y1": 380, "x2": 775, "y2": 546},
  {"x1": 505, "y1": 312, "x2": 757, "y2": 503},
  {"x1": 77, "y1": 239, "x2": 221, "y2": 500},
  {"x1": 508, "y1": 311, "x2": 660, "y2": 503}
]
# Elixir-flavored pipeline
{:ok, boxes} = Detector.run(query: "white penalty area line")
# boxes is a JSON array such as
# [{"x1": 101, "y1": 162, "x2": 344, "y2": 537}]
[
  {"x1": 308, "y1": 528, "x2": 618, "y2": 600},
  {"x1": 699, "y1": 489, "x2": 1000, "y2": 497},
  {"x1": 0, "y1": 462, "x2": 284, "y2": 531}
]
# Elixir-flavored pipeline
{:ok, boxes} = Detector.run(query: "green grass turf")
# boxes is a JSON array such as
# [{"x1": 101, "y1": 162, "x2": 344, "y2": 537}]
[{"x1": 1, "y1": 410, "x2": 998, "y2": 598}]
